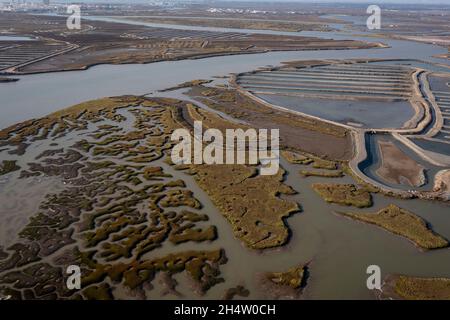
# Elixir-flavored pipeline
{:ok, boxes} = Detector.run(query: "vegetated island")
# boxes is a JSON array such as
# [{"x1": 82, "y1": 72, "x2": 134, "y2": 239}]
[
  {"x1": 172, "y1": 103, "x2": 301, "y2": 249},
  {"x1": 337, "y1": 204, "x2": 448, "y2": 250},
  {"x1": 259, "y1": 264, "x2": 308, "y2": 299},
  {"x1": 382, "y1": 274, "x2": 450, "y2": 300},
  {"x1": 312, "y1": 183, "x2": 373, "y2": 208},
  {"x1": 0, "y1": 160, "x2": 20, "y2": 175},
  {"x1": 0, "y1": 95, "x2": 303, "y2": 299},
  {"x1": 281, "y1": 150, "x2": 344, "y2": 177}
]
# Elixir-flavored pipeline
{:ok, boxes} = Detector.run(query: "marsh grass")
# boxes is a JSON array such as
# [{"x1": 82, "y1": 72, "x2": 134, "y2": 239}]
[
  {"x1": 312, "y1": 183, "x2": 373, "y2": 208},
  {"x1": 392, "y1": 275, "x2": 450, "y2": 300},
  {"x1": 338, "y1": 204, "x2": 448, "y2": 250}
]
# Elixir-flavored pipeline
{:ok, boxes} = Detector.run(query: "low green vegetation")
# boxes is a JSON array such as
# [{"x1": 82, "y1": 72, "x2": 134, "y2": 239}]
[
  {"x1": 312, "y1": 158, "x2": 337, "y2": 170},
  {"x1": 265, "y1": 265, "x2": 307, "y2": 289},
  {"x1": 312, "y1": 183, "x2": 372, "y2": 208},
  {"x1": 282, "y1": 150, "x2": 338, "y2": 169},
  {"x1": 282, "y1": 150, "x2": 313, "y2": 165},
  {"x1": 0, "y1": 96, "x2": 232, "y2": 299},
  {"x1": 0, "y1": 160, "x2": 20, "y2": 176},
  {"x1": 338, "y1": 204, "x2": 448, "y2": 250},
  {"x1": 182, "y1": 104, "x2": 301, "y2": 250},
  {"x1": 392, "y1": 275, "x2": 450, "y2": 300}
]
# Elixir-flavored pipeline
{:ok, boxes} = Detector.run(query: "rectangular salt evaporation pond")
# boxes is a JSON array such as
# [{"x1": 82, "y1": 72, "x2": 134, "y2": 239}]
[
  {"x1": 241, "y1": 73, "x2": 410, "y2": 85},
  {"x1": 412, "y1": 138, "x2": 450, "y2": 157},
  {"x1": 359, "y1": 134, "x2": 438, "y2": 191},
  {"x1": 0, "y1": 35, "x2": 36, "y2": 41},
  {"x1": 445, "y1": 118, "x2": 450, "y2": 127},
  {"x1": 370, "y1": 60, "x2": 450, "y2": 73},
  {"x1": 241, "y1": 84, "x2": 406, "y2": 99},
  {"x1": 255, "y1": 94, "x2": 416, "y2": 129},
  {"x1": 429, "y1": 75, "x2": 450, "y2": 92},
  {"x1": 434, "y1": 131, "x2": 450, "y2": 141}
]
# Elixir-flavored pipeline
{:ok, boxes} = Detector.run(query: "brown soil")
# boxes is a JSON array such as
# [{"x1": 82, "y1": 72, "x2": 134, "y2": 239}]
[
  {"x1": 0, "y1": 13, "x2": 379, "y2": 74},
  {"x1": 376, "y1": 140, "x2": 425, "y2": 187},
  {"x1": 188, "y1": 86, "x2": 354, "y2": 161}
]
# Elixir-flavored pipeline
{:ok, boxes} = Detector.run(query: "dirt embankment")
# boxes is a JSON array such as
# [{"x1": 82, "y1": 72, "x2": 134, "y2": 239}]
[{"x1": 432, "y1": 169, "x2": 450, "y2": 200}]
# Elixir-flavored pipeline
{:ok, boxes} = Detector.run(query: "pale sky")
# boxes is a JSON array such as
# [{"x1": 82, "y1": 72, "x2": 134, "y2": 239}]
[{"x1": 52, "y1": 0, "x2": 450, "y2": 4}]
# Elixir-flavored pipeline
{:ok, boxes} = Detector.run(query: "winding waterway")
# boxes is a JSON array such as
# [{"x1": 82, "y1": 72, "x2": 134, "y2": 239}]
[{"x1": 1, "y1": 14, "x2": 450, "y2": 300}]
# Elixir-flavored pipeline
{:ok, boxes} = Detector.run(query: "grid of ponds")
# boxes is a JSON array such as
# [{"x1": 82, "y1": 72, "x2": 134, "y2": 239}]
[
  {"x1": 416, "y1": 74, "x2": 450, "y2": 155},
  {"x1": 237, "y1": 63, "x2": 416, "y2": 129},
  {"x1": 0, "y1": 40, "x2": 71, "y2": 71},
  {"x1": 238, "y1": 63, "x2": 413, "y2": 100},
  {"x1": 130, "y1": 28, "x2": 249, "y2": 41}
]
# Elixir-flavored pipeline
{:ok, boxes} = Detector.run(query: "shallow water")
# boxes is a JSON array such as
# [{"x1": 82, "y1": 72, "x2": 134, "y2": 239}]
[
  {"x1": 412, "y1": 138, "x2": 450, "y2": 156},
  {"x1": 429, "y1": 74, "x2": 450, "y2": 92},
  {"x1": 0, "y1": 35, "x2": 35, "y2": 41},
  {"x1": 256, "y1": 94, "x2": 414, "y2": 129}
]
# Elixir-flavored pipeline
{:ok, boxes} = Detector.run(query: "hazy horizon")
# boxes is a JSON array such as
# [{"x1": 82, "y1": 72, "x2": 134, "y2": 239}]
[{"x1": 49, "y1": 0, "x2": 450, "y2": 5}]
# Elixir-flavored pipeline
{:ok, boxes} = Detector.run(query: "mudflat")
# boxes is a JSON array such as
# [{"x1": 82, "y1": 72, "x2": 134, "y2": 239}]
[{"x1": 376, "y1": 140, "x2": 425, "y2": 187}]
